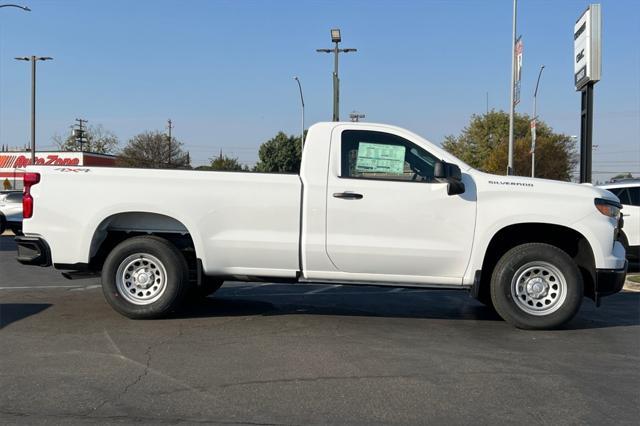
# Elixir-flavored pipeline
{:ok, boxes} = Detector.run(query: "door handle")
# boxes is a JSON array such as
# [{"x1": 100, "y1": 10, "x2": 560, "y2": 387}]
[{"x1": 333, "y1": 192, "x2": 363, "y2": 200}]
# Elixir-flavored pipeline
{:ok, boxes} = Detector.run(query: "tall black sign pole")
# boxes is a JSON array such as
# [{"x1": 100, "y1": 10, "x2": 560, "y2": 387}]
[{"x1": 579, "y1": 83, "x2": 594, "y2": 183}]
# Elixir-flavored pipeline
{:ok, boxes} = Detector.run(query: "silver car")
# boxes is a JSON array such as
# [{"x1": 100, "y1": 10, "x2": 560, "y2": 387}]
[{"x1": 0, "y1": 191, "x2": 23, "y2": 235}]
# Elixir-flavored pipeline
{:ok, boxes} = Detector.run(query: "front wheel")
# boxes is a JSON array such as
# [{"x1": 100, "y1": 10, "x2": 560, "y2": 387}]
[
  {"x1": 101, "y1": 236, "x2": 189, "y2": 319},
  {"x1": 490, "y1": 243, "x2": 583, "y2": 330}
]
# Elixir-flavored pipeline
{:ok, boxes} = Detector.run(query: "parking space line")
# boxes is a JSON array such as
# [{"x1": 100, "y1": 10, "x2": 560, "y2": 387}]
[
  {"x1": 233, "y1": 283, "x2": 278, "y2": 291},
  {"x1": 69, "y1": 284, "x2": 102, "y2": 291},
  {"x1": 305, "y1": 284, "x2": 342, "y2": 295},
  {"x1": 0, "y1": 285, "x2": 83, "y2": 290}
]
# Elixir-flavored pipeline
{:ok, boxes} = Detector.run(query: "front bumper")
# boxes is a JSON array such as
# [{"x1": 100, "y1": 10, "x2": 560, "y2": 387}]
[
  {"x1": 595, "y1": 260, "x2": 628, "y2": 299},
  {"x1": 15, "y1": 236, "x2": 51, "y2": 267}
]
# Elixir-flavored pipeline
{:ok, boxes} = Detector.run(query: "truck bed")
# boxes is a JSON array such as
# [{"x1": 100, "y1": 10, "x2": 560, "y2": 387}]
[{"x1": 26, "y1": 166, "x2": 302, "y2": 277}]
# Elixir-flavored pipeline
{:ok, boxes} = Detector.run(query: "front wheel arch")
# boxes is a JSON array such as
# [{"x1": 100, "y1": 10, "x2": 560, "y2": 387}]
[{"x1": 477, "y1": 223, "x2": 596, "y2": 303}]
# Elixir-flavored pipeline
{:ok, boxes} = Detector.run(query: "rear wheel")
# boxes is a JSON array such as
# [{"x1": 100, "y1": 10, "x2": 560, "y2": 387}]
[
  {"x1": 490, "y1": 243, "x2": 583, "y2": 330},
  {"x1": 101, "y1": 236, "x2": 189, "y2": 319},
  {"x1": 0, "y1": 215, "x2": 6, "y2": 235}
]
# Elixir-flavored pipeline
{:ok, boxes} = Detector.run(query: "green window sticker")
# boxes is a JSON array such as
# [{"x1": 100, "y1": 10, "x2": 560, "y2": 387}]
[{"x1": 355, "y1": 142, "x2": 406, "y2": 175}]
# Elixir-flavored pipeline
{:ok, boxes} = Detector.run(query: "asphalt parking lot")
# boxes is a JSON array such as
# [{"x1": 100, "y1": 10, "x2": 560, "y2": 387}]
[{"x1": 1, "y1": 235, "x2": 639, "y2": 425}]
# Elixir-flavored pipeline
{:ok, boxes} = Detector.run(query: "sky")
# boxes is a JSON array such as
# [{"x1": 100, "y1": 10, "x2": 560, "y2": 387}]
[{"x1": 0, "y1": 0, "x2": 638, "y2": 182}]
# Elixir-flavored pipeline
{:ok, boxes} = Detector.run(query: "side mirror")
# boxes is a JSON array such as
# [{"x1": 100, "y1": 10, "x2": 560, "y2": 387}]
[
  {"x1": 434, "y1": 161, "x2": 462, "y2": 180},
  {"x1": 434, "y1": 161, "x2": 465, "y2": 196}
]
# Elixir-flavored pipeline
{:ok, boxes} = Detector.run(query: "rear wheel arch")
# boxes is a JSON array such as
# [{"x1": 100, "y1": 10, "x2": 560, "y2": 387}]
[
  {"x1": 88, "y1": 212, "x2": 197, "y2": 272},
  {"x1": 477, "y1": 223, "x2": 596, "y2": 303}
]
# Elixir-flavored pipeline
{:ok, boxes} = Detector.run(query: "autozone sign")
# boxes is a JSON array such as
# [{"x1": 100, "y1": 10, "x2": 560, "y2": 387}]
[{"x1": 0, "y1": 153, "x2": 81, "y2": 169}]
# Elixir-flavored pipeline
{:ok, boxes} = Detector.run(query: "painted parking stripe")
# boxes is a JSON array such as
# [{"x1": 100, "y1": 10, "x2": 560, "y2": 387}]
[
  {"x1": 305, "y1": 285, "x2": 343, "y2": 295},
  {"x1": 69, "y1": 284, "x2": 102, "y2": 291},
  {"x1": 0, "y1": 285, "x2": 83, "y2": 290},
  {"x1": 233, "y1": 283, "x2": 277, "y2": 291}
]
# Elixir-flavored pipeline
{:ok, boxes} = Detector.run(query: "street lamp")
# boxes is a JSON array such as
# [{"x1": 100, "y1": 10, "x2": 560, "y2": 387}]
[
  {"x1": 0, "y1": 4, "x2": 30, "y2": 11},
  {"x1": 317, "y1": 28, "x2": 357, "y2": 122},
  {"x1": 349, "y1": 111, "x2": 365, "y2": 122},
  {"x1": 531, "y1": 65, "x2": 545, "y2": 178},
  {"x1": 15, "y1": 56, "x2": 53, "y2": 165},
  {"x1": 293, "y1": 77, "x2": 305, "y2": 150}
]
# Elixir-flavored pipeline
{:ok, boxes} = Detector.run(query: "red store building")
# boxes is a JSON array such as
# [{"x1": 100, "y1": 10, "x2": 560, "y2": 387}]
[{"x1": 0, "y1": 151, "x2": 116, "y2": 190}]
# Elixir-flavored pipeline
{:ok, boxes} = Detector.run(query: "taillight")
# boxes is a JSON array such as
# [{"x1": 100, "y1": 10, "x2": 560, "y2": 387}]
[{"x1": 23, "y1": 172, "x2": 40, "y2": 219}]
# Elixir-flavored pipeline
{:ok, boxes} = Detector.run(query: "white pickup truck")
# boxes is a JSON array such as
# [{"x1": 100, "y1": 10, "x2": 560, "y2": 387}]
[{"x1": 16, "y1": 122, "x2": 627, "y2": 329}]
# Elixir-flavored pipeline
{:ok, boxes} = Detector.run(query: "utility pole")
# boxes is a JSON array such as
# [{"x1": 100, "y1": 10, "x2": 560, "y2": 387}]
[
  {"x1": 317, "y1": 29, "x2": 357, "y2": 122},
  {"x1": 14, "y1": 55, "x2": 53, "y2": 164},
  {"x1": 73, "y1": 118, "x2": 88, "y2": 151},
  {"x1": 531, "y1": 65, "x2": 545, "y2": 178},
  {"x1": 166, "y1": 119, "x2": 173, "y2": 166},
  {"x1": 507, "y1": 0, "x2": 518, "y2": 175},
  {"x1": 486, "y1": 92, "x2": 489, "y2": 115}
]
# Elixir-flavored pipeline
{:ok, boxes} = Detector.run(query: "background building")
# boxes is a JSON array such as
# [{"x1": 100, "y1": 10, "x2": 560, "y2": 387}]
[{"x1": 0, "y1": 151, "x2": 116, "y2": 190}]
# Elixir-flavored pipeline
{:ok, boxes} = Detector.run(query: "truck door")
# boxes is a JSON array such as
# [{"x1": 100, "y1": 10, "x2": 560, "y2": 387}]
[{"x1": 325, "y1": 128, "x2": 476, "y2": 284}]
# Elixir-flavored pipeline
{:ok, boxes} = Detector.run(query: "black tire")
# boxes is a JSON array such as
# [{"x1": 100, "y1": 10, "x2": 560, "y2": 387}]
[
  {"x1": 490, "y1": 243, "x2": 583, "y2": 330},
  {"x1": 0, "y1": 215, "x2": 6, "y2": 235},
  {"x1": 101, "y1": 236, "x2": 189, "y2": 319}
]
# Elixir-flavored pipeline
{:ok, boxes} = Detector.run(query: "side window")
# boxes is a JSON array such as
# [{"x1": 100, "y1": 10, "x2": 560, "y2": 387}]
[
  {"x1": 627, "y1": 187, "x2": 640, "y2": 206},
  {"x1": 610, "y1": 188, "x2": 631, "y2": 205},
  {"x1": 340, "y1": 130, "x2": 439, "y2": 182}
]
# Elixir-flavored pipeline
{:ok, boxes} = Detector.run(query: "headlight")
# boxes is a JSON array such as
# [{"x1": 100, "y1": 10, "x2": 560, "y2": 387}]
[{"x1": 594, "y1": 198, "x2": 622, "y2": 218}]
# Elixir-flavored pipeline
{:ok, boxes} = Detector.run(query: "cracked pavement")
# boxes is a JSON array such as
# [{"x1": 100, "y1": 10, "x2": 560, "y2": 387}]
[{"x1": 1, "y1": 235, "x2": 639, "y2": 424}]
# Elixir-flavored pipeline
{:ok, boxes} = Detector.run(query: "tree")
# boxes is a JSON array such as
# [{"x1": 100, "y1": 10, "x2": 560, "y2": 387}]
[
  {"x1": 207, "y1": 151, "x2": 247, "y2": 171},
  {"x1": 117, "y1": 131, "x2": 190, "y2": 169},
  {"x1": 52, "y1": 124, "x2": 119, "y2": 154},
  {"x1": 254, "y1": 132, "x2": 302, "y2": 173},
  {"x1": 442, "y1": 111, "x2": 577, "y2": 181}
]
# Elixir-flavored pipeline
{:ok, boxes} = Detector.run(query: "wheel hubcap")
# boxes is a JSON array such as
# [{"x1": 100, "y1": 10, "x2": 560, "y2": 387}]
[
  {"x1": 511, "y1": 261, "x2": 567, "y2": 316},
  {"x1": 116, "y1": 253, "x2": 167, "y2": 305}
]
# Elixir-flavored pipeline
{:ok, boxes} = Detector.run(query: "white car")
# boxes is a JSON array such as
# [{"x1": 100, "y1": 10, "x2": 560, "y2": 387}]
[
  {"x1": 0, "y1": 191, "x2": 23, "y2": 235},
  {"x1": 600, "y1": 179, "x2": 639, "y2": 261},
  {"x1": 15, "y1": 122, "x2": 627, "y2": 329}
]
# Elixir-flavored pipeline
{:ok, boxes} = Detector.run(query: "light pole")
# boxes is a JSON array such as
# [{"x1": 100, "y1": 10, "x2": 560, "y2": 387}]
[
  {"x1": 531, "y1": 65, "x2": 545, "y2": 178},
  {"x1": 507, "y1": 0, "x2": 517, "y2": 175},
  {"x1": 293, "y1": 77, "x2": 305, "y2": 149},
  {"x1": 317, "y1": 29, "x2": 357, "y2": 122},
  {"x1": 0, "y1": 4, "x2": 30, "y2": 11},
  {"x1": 15, "y1": 56, "x2": 52, "y2": 165}
]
